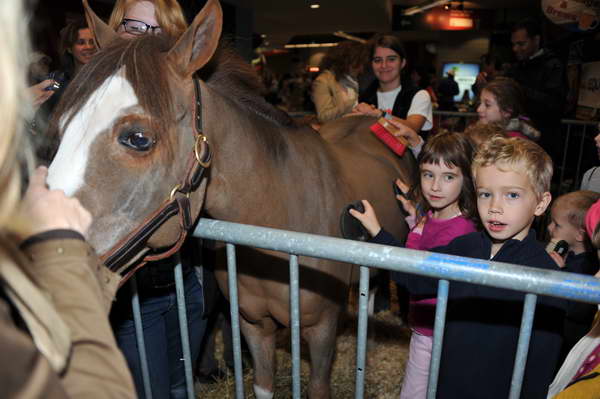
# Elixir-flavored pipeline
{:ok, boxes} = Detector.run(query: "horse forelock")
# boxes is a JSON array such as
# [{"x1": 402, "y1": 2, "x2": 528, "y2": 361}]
[{"x1": 49, "y1": 35, "x2": 179, "y2": 161}]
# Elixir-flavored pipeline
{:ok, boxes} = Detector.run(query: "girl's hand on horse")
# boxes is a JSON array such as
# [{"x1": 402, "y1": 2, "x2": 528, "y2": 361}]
[
  {"x1": 394, "y1": 178, "x2": 416, "y2": 219},
  {"x1": 387, "y1": 117, "x2": 422, "y2": 148},
  {"x1": 352, "y1": 102, "x2": 380, "y2": 117},
  {"x1": 19, "y1": 167, "x2": 92, "y2": 239},
  {"x1": 349, "y1": 199, "x2": 382, "y2": 238}
]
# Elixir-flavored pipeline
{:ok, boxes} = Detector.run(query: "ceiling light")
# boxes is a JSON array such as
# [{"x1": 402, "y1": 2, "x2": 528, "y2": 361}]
[
  {"x1": 310, "y1": 3, "x2": 320, "y2": 9},
  {"x1": 444, "y1": 3, "x2": 451, "y2": 10},
  {"x1": 403, "y1": 0, "x2": 451, "y2": 16}
]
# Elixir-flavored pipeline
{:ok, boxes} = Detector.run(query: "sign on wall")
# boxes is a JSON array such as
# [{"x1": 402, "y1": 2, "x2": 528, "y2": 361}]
[
  {"x1": 578, "y1": 60, "x2": 600, "y2": 109},
  {"x1": 543, "y1": 0, "x2": 600, "y2": 32}
]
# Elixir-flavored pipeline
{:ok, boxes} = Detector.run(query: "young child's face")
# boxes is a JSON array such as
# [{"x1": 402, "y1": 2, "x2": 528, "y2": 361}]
[
  {"x1": 475, "y1": 163, "x2": 550, "y2": 244},
  {"x1": 477, "y1": 89, "x2": 510, "y2": 124},
  {"x1": 420, "y1": 161, "x2": 464, "y2": 217},
  {"x1": 548, "y1": 205, "x2": 581, "y2": 249}
]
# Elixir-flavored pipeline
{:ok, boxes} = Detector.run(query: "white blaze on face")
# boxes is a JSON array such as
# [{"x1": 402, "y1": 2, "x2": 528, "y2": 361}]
[{"x1": 47, "y1": 69, "x2": 139, "y2": 195}]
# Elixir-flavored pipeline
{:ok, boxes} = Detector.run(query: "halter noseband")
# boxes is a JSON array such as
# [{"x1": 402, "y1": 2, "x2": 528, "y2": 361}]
[{"x1": 100, "y1": 79, "x2": 211, "y2": 283}]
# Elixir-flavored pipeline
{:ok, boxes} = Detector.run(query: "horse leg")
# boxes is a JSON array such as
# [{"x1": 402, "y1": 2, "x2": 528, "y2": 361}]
[
  {"x1": 239, "y1": 316, "x2": 278, "y2": 399},
  {"x1": 301, "y1": 309, "x2": 340, "y2": 399}
]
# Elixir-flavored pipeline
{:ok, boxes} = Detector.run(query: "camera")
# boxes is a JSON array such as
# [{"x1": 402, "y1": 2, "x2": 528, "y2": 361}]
[
  {"x1": 44, "y1": 80, "x2": 61, "y2": 91},
  {"x1": 42, "y1": 71, "x2": 65, "y2": 91}
]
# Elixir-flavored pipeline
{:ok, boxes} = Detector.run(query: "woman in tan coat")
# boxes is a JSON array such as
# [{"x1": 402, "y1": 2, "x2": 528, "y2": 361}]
[
  {"x1": 311, "y1": 41, "x2": 367, "y2": 123},
  {"x1": 0, "y1": 0, "x2": 135, "y2": 397}
]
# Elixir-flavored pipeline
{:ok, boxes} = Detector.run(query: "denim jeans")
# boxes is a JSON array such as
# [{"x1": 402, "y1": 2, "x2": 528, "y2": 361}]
[{"x1": 111, "y1": 269, "x2": 206, "y2": 399}]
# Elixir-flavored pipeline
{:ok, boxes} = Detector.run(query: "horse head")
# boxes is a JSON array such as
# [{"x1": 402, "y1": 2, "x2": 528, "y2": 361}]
[{"x1": 47, "y1": 0, "x2": 222, "y2": 273}]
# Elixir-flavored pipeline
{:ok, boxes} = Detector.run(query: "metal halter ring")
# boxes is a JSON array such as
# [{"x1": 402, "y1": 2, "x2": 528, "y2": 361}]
[
  {"x1": 169, "y1": 184, "x2": 190, "y2": 201},
  {"x1": 194, "y1": 133, "x2": 211, "y2": 168}
]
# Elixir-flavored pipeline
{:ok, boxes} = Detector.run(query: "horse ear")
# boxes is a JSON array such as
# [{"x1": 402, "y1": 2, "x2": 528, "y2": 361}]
[
  {"x1": 83, "y1": 0, "x2": 119, "y2": 49},
  {"x1": 167, "y1": 0, "x2": 223, "y2": 79}
]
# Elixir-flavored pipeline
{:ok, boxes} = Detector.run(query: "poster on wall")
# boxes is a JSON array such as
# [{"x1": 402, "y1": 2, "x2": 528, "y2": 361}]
[
  {"x1": 578, "y1": 61, "x2": 600, "y2": 110},
  {"x1": 542, "y1": 0, "x2": 600, "y2": 32}
]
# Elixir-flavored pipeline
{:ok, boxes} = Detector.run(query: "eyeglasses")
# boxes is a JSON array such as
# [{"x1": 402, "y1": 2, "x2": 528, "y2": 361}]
[{"x1": 121, "y1": 18, "x2": 162, "y2": 35}]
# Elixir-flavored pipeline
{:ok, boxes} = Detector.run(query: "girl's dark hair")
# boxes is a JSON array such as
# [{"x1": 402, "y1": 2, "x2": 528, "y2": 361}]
[
  {"x1": 481, "y1": 77, "x2": 526, "y2": 119},
  {"x1": 409, "y1": 132, "x2": 478, "y2": 222},
  {"x1": 319, "y1": 41, "x2": 368, "y2": 78},
  {"x1": 58, "y1": 16, "x2": 89, "y2": 77},
  {"x1": 369, "y1": 34, "x2": 406, "y2": 60}
]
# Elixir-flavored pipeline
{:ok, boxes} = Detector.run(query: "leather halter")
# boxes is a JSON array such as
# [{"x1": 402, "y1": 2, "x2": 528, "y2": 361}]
[{"x1": 99, "y1": 79, "x2": 211, "y2": 282}]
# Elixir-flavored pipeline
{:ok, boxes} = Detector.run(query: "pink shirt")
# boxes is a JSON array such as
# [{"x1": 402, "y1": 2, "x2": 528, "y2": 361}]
[{"x1": 406, "y1": 212, "x2": 477, "y2": 336}]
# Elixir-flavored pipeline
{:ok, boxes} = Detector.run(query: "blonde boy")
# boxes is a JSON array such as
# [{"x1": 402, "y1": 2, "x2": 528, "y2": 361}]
[{"x1": 409, "y1": 136, "x2": 566, "y2": 399}]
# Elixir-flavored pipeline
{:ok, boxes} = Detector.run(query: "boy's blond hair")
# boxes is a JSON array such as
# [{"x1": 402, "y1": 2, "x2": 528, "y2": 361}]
[
  {"x1": 463, "y1": 121, "x2": 507, "y2": 147},
  {"x1": 553, "y1": 190, "x2": 600, "y2": 230},
  {"x1": 472, "y1": 136, "x2": 552, "y2": 197}
]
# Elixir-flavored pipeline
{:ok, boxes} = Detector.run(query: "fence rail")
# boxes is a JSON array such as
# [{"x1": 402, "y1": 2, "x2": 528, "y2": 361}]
[{"x1": 186, "y1": 218, "x2": 600, "y2": 399}]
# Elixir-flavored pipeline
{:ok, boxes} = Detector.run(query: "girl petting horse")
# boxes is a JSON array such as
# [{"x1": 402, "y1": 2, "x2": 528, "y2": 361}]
[{"x1": 350, "y1": 132, "x2": 478, "y2": 399}]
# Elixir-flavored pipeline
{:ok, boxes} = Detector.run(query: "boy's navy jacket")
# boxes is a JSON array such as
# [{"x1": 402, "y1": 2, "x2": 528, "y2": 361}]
[{"x1": 375, "y1": 229, "x2": 567, "y2": 399}]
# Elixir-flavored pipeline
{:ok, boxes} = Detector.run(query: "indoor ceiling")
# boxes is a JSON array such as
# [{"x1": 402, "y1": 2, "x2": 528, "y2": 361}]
[{"x1": 254, "y1": 0, "x2": 540, "y2": 48}]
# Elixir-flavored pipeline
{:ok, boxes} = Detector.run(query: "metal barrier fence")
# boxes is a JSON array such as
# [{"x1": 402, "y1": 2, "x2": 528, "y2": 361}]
[
  {"x1": 432, "y1": 111, "x2": 599, "y2": 194},
  {"x1": 133, "y1": 218, "x2": 600, "y2": 399}
]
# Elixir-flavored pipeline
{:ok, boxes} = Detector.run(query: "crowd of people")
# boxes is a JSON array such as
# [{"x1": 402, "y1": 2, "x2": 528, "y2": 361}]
[{"x1": 4, "y1": 0, "x2": 600, "y2": 398}]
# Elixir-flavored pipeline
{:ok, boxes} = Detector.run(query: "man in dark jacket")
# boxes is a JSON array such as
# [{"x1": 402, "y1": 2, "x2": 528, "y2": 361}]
[{"x1": 508, "y1": 18, "x2": 567, "y2": 164}]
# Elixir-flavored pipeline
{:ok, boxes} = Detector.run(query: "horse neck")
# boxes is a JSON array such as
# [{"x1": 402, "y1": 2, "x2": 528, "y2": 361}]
[{"x1": 200, "y1": 84, "x2": 338, "y2": 228}]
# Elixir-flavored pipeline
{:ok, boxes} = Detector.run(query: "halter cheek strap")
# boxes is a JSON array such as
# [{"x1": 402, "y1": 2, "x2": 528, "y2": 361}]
[{"x1": 99, "y1": 79, "x2": 211, "y2": 283}]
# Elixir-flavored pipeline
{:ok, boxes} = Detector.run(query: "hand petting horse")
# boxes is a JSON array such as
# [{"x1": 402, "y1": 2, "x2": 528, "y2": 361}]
[{"x1": 46, "y1": 0, "x2": 417, "y2": 397}]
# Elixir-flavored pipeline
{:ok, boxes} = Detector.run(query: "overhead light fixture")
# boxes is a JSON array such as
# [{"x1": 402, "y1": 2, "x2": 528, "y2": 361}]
[
  {"x1": 333, "y1": 31, "x2": 367, "y2": 43},
  {"x1": 284, "y1": 42, "x2": 338, "y2": 49},
  {"x1": 443, "y1": 3, "x2": 451, "y2": 10},
  {"x1": 403, "y1": 0, "x2": 451, "y2": 16},
  {"x1": 310, "y1": 3, "x2": 320, "y2": 9}
]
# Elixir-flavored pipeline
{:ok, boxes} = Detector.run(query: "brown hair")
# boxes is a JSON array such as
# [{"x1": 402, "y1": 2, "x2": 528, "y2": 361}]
[
  {"x1": 369, "y1": 34, "x2": 406, "y2": 60},
  {"x1": 481, "y1": 77, "x2": 526, "y2": 120},
  {"x1": 319, "y1": 41, "x2": 367, "y2": 78},
  {"x1": 472, "y1": 136, "x2": 553, "y2": 198},
  {"x1": 463, "y1": 121, "x2": 507, "y2": 147},
  {"x1": 553, "y1": 190, "x2": 600, "y2": 230},
  {"x1": 58, "y1": 17, "x2": 90, "y2": 75},
  {"x1": 48, "y1": 37, "x2": 294, "y2": 162},
  {"x1": 108, "y1": 0, "x2": 188, "y2": 39},
  {"x1": 410, "y1": 132, "x2": 478, "y2": 221}
]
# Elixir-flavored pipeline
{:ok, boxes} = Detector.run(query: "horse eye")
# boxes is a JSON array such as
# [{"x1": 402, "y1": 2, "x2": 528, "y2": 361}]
[{"x1": 118, "y1": 130, "x2": 155, "y2": 151}]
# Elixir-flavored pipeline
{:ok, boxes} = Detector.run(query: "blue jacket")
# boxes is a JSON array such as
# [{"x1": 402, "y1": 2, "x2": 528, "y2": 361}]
[{"x1": 385, "y1": 230, "x2": 567, "y2": 399}]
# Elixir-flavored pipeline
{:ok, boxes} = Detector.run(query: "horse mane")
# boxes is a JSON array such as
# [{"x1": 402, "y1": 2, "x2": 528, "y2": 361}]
[
  {"x1": 46, "y1": 35, "x2": 295, "y2": 161},
  {"x1": 200, "y1": 44, "x2": 295, "y2": 128}
]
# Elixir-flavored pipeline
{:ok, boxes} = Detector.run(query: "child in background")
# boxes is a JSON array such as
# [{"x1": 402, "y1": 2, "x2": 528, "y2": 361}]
[
  {"x1": 547, "y1": 190, "x2": 600, "y2": 363},
  {"x1": 477, "y1": 77, "x2": 540, "y2": 141},
  {"x1": 547, "y1": 199, "x2": 600, "y2": 398},
  {"x1": 463, "y1": 120, "x2": 507, "y2": 148},
  {"x1": 350, "y1": 132, "x2": 478, "y2": 399}
]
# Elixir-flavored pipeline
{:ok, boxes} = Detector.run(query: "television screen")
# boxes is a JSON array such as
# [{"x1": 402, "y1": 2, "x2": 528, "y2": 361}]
[{"x1": 441, "y1": 63, "x2": 480, "y2": 102}]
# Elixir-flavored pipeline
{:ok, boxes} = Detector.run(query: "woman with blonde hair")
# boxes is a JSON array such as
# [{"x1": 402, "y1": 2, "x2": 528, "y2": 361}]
[
  {"x1": 108, "y1": 0, "x2": 187, "y2": 38},
  {"x1": 0, "y1": 0, "x2": 135, "y2": 396}
]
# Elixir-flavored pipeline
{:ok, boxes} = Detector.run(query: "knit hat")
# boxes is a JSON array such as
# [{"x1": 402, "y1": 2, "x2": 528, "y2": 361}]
[{"x1": 585, "y1": 199, "x2": 600, "y2": 238}]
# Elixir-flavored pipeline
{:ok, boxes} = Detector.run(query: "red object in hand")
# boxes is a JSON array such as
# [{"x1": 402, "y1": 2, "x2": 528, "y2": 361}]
[{"x1": 369, "y1": 118, "x2": 408, "y2": 156}]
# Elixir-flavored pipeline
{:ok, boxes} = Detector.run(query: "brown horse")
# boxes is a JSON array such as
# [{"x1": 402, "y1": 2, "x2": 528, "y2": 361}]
[{"x1": 46, "y1": 1, "x2": 416, "y2": 397}]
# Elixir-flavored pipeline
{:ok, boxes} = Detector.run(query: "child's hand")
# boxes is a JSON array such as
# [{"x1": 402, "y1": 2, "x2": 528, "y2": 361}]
[
  {"x1": 395, "y1": 178, "x2": 416, "y2": 219},
  {"x1": 549, "y1": 251, "x2": 566, "y2": 268},
  {"x1": 348, "y1": 199, "x2": 381, "y2": 238},
  {"x1": 387, "y1": 117, "x2": 422, "y2": 147}
]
